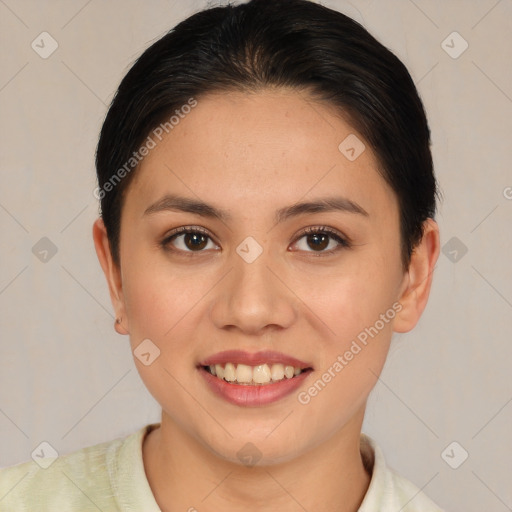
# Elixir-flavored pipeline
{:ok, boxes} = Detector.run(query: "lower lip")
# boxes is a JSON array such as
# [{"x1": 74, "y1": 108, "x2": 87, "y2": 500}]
[{"x1": 198, "y1": 366, "x2": 312, "y2": 407}]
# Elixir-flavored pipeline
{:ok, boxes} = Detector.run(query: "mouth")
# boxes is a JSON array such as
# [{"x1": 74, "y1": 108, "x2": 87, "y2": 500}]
[
  {"x1": 200, "y1": 362, "x2": 313, "y2": 386},
  {"x1": 199, "y1": 349, "x2": 313, "y2": 386},
  {"x1": 197, "y1": 350, "x2": 313, "y2": 406}
]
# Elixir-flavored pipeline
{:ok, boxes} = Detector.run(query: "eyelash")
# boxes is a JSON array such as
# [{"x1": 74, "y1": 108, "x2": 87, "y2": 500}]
[{"x1": 160, "y1": 225, "x2": 351, "y2": 257}]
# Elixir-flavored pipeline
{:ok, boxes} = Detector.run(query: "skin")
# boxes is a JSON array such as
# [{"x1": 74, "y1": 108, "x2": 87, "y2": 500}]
[{"x1": 93, "y1": 88, "x2": 440, "y2": 512}]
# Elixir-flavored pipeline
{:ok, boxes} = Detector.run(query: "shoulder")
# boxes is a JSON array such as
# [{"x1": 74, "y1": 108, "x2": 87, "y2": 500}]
[
  {"x1": 0, "y1": 426, "x2": 148, "y2": 512},
  {"x1": 358, "y1": 434, "x2": 445, "y2": 512}
]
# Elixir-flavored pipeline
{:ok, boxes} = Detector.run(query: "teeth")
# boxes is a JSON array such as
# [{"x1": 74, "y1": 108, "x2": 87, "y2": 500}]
[
  {"x1": 224, "y1": 362, "x2": 236, "y2": 382},
  {"x1": 206, "y1": 362, "x2": 306, "y2": 385},
  {"x1": 215, "y1": 364, "x2": 224, "y2": 379},
  {"x1": 236, "y1": 364, "x2": 253, "y2": 383},
  {"x1": 270, "y1": 363, "x2": 284, "y2": 381},
  {"x1": 253, "y1": 364, "x2": 271, "y2": 384}
]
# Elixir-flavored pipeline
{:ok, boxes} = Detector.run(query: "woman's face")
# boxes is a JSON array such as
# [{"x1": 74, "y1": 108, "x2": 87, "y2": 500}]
[{"x1": 114, "y1": 89, "x2": 408, "y2": 464}]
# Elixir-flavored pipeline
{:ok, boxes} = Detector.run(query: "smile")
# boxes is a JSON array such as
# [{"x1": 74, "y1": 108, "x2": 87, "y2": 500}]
[
  {"x1": 203, "y1": 362, "x2": 309, "y2": 385},
  {"x1": 198, "y1": 350, "x2": 313, "y2": 406}
]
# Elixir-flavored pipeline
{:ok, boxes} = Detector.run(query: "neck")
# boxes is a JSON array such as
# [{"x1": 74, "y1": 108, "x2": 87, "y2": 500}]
[{"x1": 143, "y1": 409, "x2": 371, "y2": 512}]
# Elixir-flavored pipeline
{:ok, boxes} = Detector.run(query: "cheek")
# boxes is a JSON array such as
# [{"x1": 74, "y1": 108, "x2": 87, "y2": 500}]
[
  {"x1": 297, "y1": 253, "x2": 402, "y2": 408},
  {"x1": 315, "y1": 285, "x2": 395, "y2": 396},
  {"x1": 119, "y1": 228, "x2": 205, "y2": 332},
  {"x1": 295, "y1": 273, "x2": 398, "y2": 421},
  {"x1": 302, "y1": 256, "x2": 401, "y2": 340},
  {"x1": 123, "y1": 265, "x2": 205, "y2": 343},
  {"x1": 121, "y1": 263, "x2": 206, "y2": 411}
]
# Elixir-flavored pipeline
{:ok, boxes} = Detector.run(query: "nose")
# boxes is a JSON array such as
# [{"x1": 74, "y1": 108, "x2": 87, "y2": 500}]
[{"x1": 209, "y1": 242, "x2": 297, "y2": 336}]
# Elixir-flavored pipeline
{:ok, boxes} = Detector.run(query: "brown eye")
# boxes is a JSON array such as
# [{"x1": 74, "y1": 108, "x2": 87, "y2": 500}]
[
  {"x1": 305, "y1": 232, "x2": 330, "y2": 251},
  {"x1": 292, "y1": 226, "x2": 350, "y2": 255},
  {"x1": 182, "y1": 232, "x2": 209, "y2": 251},
  {"x1": 161, "y1": 227, "x2": 218, "y2": 253}
]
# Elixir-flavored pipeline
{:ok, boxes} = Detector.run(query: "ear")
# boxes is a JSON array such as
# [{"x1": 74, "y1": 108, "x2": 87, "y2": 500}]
[
  {"x1": 92, "y1": 217, "x2": 129, "y2": 335},
  {"x1": 394, "y1": 218, "x2": 440, "y2": 333}
]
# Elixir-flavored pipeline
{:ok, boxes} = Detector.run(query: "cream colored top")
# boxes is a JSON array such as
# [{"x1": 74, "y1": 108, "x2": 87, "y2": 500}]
[{"x1": 0, "y1": 423, "x2": 444, "y2": 511}]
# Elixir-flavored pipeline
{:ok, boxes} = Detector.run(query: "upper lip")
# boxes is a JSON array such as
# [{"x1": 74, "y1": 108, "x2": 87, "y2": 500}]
[{"x1": 200, "y1": 350, "x2": 313, "y2": 369}]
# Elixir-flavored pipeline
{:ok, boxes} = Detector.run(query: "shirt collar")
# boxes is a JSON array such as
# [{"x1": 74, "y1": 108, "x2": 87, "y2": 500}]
[{"x1": 109, "y1": 422, "x2": 162, "y2": 511}]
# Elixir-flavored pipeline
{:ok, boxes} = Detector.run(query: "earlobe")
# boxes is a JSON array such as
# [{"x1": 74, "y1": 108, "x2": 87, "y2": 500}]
[
  {"x1": 393, "y1": 218, "x2": 440, "y2": 333},
  {"x1": 92, "y1": 217, "x2": 129, "y2": 335}
]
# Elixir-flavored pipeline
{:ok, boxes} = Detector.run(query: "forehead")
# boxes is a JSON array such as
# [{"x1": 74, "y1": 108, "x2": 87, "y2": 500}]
[{"x1": 125, "y1": 89, "x2": 396, "y2": 218}]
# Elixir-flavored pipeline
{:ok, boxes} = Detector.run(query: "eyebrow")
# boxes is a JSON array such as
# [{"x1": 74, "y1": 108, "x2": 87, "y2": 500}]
[{"x1": 143, "y1": 193, "x2": 369, "y2": 223}]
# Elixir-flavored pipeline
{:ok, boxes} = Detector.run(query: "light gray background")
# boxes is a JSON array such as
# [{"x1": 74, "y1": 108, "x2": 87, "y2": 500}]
[{"x1": 1, "y1": 1, "x2": 511, "y2": 510}]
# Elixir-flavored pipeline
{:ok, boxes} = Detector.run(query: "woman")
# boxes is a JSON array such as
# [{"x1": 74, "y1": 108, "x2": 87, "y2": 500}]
[{"x1": 0, "y1": 0, "x2": 443, "y2": 510}]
